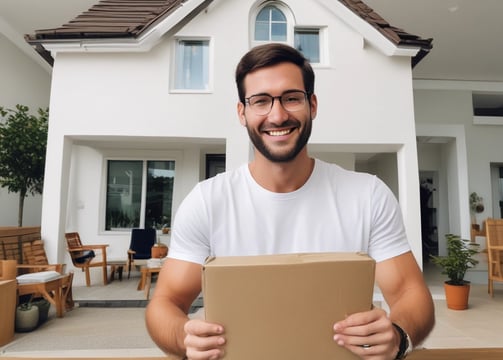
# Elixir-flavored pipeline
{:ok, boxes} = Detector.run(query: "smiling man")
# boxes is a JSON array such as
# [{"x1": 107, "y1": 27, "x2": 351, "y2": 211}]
[{"x1": 146, "y1": 43, "x2": 434, "y2": 360}]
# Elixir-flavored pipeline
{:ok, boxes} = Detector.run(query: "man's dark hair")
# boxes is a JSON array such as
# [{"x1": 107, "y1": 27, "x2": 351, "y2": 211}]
[{"x1": 235, "y1": 43, "x2": 315, "y2": 103}]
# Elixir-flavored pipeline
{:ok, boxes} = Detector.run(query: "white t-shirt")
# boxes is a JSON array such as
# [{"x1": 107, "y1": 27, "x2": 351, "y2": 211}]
[{"x1": 169, "y1": 159, "x2": 410, "y2": 265}]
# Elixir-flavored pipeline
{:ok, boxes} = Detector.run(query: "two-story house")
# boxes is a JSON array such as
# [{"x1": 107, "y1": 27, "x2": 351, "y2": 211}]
[{"x1": 19, "y1": 0, "x2": 435, "y2": 283}]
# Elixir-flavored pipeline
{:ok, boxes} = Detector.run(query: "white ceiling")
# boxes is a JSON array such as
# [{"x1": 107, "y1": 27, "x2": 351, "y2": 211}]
[
  {"x1": 365, "y1": 0, "x2": 503, "y2": 82},
  {"x1": 1, "y1": 0, "x2": 503, "y2": 82}
]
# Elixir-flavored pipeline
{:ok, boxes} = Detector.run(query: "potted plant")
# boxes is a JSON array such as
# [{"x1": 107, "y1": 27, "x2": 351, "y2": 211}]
[
  {"x1": 32, "y1": 297, "x2": 51, "y2": 325},
  {"x1": 430, "y1": 234, "x2": 480, "y2": 310},
  {"x1": 469, "y1": 192, "x2": 484, "y2": 213},
  {"x1": 15, "y1": 296, "x2": 39, "y2": 332},
  {"x1": 151, "y1": 235, "x2": 168, "y2": 259}
]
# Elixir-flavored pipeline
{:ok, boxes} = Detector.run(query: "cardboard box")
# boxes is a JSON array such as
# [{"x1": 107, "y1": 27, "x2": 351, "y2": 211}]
[
  {"x1": 203, "y1": 252, "x2": 375, "y2": 360},
  {"x1": 0, "y1": 280, "x2": 16, "y2": 346}
]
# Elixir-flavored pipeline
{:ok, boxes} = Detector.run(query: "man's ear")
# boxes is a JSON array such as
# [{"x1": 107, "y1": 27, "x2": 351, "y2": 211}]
[
  {"x1": 309, "y1": 93, "x2": 318, "y2": 120},
  {"x1": 237, "y1": 102, "x2": 246, "y2": 126}
]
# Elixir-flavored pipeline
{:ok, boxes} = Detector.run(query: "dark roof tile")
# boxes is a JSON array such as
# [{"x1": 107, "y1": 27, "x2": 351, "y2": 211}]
[{"x1": 27, "y1": 0, "x2": 187, "y2": 40}]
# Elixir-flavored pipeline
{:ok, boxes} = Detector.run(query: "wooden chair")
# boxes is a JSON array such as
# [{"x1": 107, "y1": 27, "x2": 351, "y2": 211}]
[
  {"x1": 18, "y1": 239, "x2": 65, "y2": 275},
  {"x1": 1, "y1": 241, "x2": 75, "y2": 311},
  {"x1": 127, "y1": 228, "x2": 156, "y2": 278},
  {"x1": 20, "y1": 239, "x2": 74, "y2": 309},
  {"x1": 484, "y1": 218, "x2": 503, "y2": 297},
  {"x1": 65, "y1": 232, "x2": 109, "y2": 287}
]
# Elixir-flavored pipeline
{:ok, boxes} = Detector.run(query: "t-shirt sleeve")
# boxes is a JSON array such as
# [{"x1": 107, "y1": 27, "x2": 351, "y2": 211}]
[
  {"x1": 368, "y1": 177, "x2": 411, "y2": 262},
  {"x1": 168, "y1": 184, "x2": 211, "y2": 265}
]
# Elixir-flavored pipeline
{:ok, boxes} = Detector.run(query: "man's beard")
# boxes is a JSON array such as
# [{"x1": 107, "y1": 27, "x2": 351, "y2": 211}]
[{"x1": 246, "y1": 117, "x2": 312, "y2": 163}]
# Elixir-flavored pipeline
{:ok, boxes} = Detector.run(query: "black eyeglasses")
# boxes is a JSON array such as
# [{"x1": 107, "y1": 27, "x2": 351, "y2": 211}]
[{"x1": 245, "y1": 90, "x2": 309, "y2": 116}]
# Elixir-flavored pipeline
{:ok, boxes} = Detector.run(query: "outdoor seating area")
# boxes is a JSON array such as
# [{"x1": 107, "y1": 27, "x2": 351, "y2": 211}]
[
  {"x1": 0, "y1": 264, "x2": 501, "y2": 359},
  {"x1": 0, "y1": 225, "x2": 171, "y2": 348},
  {"x1": 1, "y1": 225, "x2": 503, "y2": 358}
]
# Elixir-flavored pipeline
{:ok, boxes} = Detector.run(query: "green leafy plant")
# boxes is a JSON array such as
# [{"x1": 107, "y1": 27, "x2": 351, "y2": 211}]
[
  {"x1": 0, "y1": 104, "x2": 48, "y2": 226},
  {"x1": 430, "y1": 234, "x2": 480, "y2": 285},
  {"x1": 17, "y1": 295, "x2": 34, "y2": 311},
  {"x1": 469, "y1": 192, "x2": 484, "y2": 213}
]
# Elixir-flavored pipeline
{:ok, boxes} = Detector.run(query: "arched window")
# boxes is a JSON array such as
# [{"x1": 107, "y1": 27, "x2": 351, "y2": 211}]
[
  {"x1": 251, "y1": 2, "x2": 324, "y2": 64},
  {"x1": 254, "y1": 5, "x2": 287, "y2": 41}
]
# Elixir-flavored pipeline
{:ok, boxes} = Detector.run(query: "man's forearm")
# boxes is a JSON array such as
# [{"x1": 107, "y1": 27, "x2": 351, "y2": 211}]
[
  {"x1": 389, "y1": 287, "x2": 435, "y2": 346},
  {"x1": 145, "y1": 297, "x2": 189, "y2": 356}
]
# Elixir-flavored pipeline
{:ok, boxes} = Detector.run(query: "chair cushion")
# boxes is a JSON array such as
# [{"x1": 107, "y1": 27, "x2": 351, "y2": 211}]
[
  {"x1": 75, "y1": 250, "x2": 96, "y2": 264},
  {"x1": 17, "y1": 270, "x2": 62, "y2": 284}
]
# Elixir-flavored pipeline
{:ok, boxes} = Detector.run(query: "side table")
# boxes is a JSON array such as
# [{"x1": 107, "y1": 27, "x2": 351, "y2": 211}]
[
  {"x1": 137, "y1": 266, "x2": 161, "y2": 300},
  {"x1": 108, "y1": 259, "x2": 127, "y2": 282}
]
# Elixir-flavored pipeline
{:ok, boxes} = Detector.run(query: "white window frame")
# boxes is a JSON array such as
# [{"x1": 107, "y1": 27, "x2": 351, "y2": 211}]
[
  {"x1": 250, "y1": 2, "x2": 295, "y2": 48},
  {"x1": 294, "y1": 26, "x2": 327, "y2": 66},
  {"x1": 171, "y1": 37, "x2": 213, "y2": 93},
  {"x1": 100, "y1": 150, "x2": 181, "y2": 233}
]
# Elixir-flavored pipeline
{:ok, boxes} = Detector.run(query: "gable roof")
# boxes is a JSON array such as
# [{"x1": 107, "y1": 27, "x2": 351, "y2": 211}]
[
  {"x1": 25, "y1": 0, "x2": 432, "y2": 67},
  {"x1": 27, "y1": 0, "x2": 187, "y2": 40}
]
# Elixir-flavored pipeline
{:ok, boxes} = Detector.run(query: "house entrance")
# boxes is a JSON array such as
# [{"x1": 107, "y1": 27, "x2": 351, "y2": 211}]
[{"x1": 420, "y1": 172, "x2": 439, "y2": 260}]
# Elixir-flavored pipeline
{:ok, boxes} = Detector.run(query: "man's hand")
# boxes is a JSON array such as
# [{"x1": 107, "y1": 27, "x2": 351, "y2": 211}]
[
  {"x1": 333, "y1": 307, "x2": 399, "y2": 360},
  {"x1": 184, "y1": 319, "x2": 226, "y2": 360}
]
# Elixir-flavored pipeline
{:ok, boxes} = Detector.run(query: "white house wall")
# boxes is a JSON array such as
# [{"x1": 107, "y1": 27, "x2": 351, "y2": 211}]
[
  {"x1": 37, "y1": 0, "x2": 424, "y2": 275},
  {"x1": 414, "y1": 84, "x2": 503, "y2": 253}
]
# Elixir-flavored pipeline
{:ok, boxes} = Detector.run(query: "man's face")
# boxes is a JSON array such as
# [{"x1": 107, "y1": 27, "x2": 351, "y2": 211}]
[{"x1": 237, "y1": 62, "x2": 317, "y2": 163}]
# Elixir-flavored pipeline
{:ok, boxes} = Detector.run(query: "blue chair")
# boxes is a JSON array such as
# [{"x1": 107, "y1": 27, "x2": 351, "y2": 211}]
[{"x1": 127, "y1": 228, "x2": 156, "y2": 278}]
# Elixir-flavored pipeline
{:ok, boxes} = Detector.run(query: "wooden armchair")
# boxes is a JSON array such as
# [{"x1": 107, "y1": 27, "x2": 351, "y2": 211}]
[
  {"x1": 18, "y1": 240, "x2": 65, "y2": 275},
  {"x1": 65, "y1": 232, "x2": 109, "y2": 287},
  {"x1": 485, "y1": 219, "x2": 503, "y2": 297},
  {"x1": 1, "y1": 240, "x2": 75, "y2": 311}
]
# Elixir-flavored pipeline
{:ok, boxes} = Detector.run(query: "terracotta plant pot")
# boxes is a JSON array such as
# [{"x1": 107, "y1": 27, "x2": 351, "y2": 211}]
[
  {"x1": 151, "y1": 244, "x2": 168, "y2": 259},
  {"x1": 444, "y1": 282, "x2": 471, "y2": 310}
]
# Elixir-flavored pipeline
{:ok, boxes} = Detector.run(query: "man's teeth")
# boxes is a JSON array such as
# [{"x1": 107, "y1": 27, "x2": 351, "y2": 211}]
[{"x1": 269, "y1": 129, "x2": 291, "y2": 136}]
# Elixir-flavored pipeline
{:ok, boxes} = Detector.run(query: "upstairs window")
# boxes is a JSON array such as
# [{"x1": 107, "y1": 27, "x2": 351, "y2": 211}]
[
  {"x1": 295, "y1": 28, "x2": 320, "y2": 63},
  {"x1": 175, "y1": 39, "x2": 209, "y2": 90},
  {"x1": 254, "y1": 5, "x2": 287, "y2": 41}
]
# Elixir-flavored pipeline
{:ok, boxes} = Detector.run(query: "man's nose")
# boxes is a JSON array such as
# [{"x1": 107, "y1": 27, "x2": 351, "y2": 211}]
[{"x1": 268, "y1": 97, "x2": 289, "y2": 122}]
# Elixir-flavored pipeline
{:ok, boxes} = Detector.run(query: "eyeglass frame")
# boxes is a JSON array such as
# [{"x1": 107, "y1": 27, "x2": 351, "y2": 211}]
[{"x1": 244, "y1": 90, "x2": 311, "y2": 116}]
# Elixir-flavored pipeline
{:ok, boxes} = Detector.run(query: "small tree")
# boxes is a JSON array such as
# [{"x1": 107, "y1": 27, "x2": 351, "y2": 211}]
[{"x1": 0, "y1": 104, "x2": 48, "y2": 226}]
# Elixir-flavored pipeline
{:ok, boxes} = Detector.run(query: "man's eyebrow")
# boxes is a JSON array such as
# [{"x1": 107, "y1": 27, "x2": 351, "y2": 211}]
[
  {"x1": 247, "y1": 92, "x2": 270, "y2": 97},
  {"x1": 247, "y1": 89, "x2": 304, "y2": 97}
]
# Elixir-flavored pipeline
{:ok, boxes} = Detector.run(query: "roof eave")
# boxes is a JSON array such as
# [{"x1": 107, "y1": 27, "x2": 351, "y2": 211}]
[
  {"x1": 316, "y1": 0, "x2": 432, "y2": 67},
  {"x1": 25, "y1": 0, "x2": 213, "y2": 65}
]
